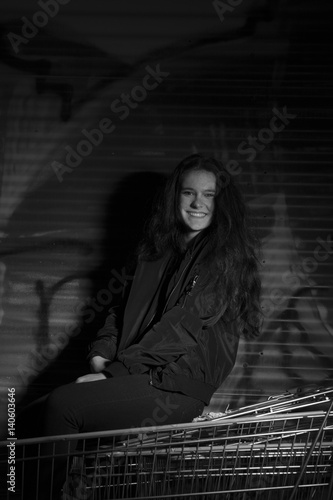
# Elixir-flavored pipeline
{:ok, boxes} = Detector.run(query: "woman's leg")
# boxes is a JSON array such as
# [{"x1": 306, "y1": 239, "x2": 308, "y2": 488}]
[
  {"x1": 32, "y1": 374, "x2": 204, "y2": 498},
  {"x1": 43, "y1": 374, "x2": 203, "y2": 437}
]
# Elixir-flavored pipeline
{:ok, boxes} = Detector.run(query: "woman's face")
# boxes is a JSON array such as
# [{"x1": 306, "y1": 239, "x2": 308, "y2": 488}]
[{"x1": 179, "y1": 169, "x2": 216, "y2": 241}]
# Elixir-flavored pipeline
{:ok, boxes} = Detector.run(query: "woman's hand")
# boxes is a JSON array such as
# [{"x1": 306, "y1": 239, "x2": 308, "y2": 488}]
[
  {"x1": 76, "y1": 373, "x2": 107, "y2": 383},
  {"x1": 90, "y1": 355, "x2": 111, "y2": 373}
]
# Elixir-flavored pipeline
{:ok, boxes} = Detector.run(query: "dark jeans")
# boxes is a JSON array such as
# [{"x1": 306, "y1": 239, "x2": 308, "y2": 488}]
[
  {"x1": 43, "y1": 374, "x2": 204, "y2": 438},
  {"x1": 19, "y1": 374, "x2": 204, "y2": 498}
]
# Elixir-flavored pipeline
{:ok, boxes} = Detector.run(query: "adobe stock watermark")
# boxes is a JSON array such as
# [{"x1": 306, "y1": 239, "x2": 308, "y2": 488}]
[
  {"x1": 17, "y1": 266, "x2": 134, "y2": 385},
  {"x1": 261, "y1": 234, "x2": 333, "y2": 319},
  {"x1": 217, "y1": 106, "x2": 297, "y2": 188},
  {"x1": 140, "y1": 395, "x2": 180, "y2": 428},
  {"x1": 213, "y1": 0, "x2": 244, "y2": 23},
  {"x1": 73, "y1": 266, "x2": 134, "y2": 324},
  {"x1": 7, "y1": 0, "x2": 71, "y2": 54},
  {"x1": 52, "y1": 64, "x2": 170, "y2": 183}
]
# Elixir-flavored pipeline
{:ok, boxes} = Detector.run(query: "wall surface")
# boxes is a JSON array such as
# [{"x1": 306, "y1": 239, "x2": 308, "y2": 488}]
[{"x1": 0, "y1": 0, "x2": 332, "y2": 431}]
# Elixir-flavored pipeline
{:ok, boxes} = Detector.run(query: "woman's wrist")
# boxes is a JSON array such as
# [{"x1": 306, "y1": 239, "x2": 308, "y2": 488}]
[{"x1": 90, "y1": 355, "x2": 112, "y2": 373}]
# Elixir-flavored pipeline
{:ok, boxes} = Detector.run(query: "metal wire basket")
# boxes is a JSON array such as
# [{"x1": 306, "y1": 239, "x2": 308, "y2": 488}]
[{"x1": 1, "y1": 386, "x2": 332, "y2": 499}]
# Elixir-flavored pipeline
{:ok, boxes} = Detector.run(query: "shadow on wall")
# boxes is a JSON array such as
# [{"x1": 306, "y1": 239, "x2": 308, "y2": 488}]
[{"x1": 11, "y1": 171, "x2": 166, "y2": 420}]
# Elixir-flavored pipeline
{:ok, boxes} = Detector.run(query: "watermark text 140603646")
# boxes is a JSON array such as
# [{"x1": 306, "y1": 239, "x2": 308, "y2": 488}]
[{"x1": 7, "y1": 388, "x2": 16, "y2": 494}]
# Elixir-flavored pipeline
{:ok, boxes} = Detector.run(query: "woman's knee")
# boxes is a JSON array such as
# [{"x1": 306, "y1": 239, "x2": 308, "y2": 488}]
[
  {"x1": 44, "y1": 383, "x2": 80, "y2": 434},
  {"x1": 46, "y1": 383, "x2": 74, "y2": 413}
]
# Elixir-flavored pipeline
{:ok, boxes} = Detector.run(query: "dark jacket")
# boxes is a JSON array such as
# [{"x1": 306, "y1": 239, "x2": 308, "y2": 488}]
[{"x1": 88, "y1": 233, "x2": 240, "y2": 405}]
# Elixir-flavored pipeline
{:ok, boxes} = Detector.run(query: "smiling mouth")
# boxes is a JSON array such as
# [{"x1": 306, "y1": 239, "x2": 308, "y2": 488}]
[{"x1": 187, "y1": 212, "x2": 207, "y2": 218}]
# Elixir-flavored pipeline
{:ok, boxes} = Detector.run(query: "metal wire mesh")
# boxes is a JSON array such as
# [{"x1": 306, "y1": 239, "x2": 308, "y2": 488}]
[{"x1": 1, "y1": 386, "x2": 332, "y2": 500}]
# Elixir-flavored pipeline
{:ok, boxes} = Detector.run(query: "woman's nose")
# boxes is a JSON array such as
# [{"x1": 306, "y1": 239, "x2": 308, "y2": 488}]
[{"x1": 191, "y1": 196, "x2": 203, "y2": 208}]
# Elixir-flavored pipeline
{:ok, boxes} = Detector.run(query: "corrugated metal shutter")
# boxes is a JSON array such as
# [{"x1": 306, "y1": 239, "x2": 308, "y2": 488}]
[{"x1": 0, "y1": 0, "x2": 332, "y2": 430}]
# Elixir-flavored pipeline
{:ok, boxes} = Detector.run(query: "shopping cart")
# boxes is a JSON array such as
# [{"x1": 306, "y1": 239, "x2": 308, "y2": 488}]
[{"x1": 1, "y1": 385, "x2": 332, "y2": 499}]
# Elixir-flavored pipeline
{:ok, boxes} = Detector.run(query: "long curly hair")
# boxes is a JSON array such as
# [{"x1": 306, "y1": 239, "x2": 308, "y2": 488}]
[{"x1": 137, "y1": 154, "x2": 262, "y2": 337}]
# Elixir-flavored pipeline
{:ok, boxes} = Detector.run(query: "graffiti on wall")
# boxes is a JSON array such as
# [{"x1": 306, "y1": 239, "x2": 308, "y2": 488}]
[{"x1": 0, "y1": 0, "x2": 332, "y2": 429}]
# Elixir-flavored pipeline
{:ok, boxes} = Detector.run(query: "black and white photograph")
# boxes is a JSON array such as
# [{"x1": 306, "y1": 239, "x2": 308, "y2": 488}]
[{"x1": 0, "y1": 1, "x2": 332, "y2": 498}]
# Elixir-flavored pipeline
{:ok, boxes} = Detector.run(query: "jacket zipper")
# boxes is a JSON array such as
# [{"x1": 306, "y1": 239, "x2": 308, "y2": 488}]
[
  {"x1": 182, "y1": 274, "x2": 199, "y2": 308},
  {"x1": 147, "y1": 263, "x2": 196, "y2": 388},
  {"x1": 162, "y1": 258, "x2": 193, "y2": 314},
  {"x1": 144, "y1": 257, "x2": 192, "y2": 332}
]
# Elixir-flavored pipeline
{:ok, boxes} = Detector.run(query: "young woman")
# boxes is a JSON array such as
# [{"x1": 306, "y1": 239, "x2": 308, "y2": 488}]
[{"x1": 25, "y1": 153, "x2": 262, "y2": 496}]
